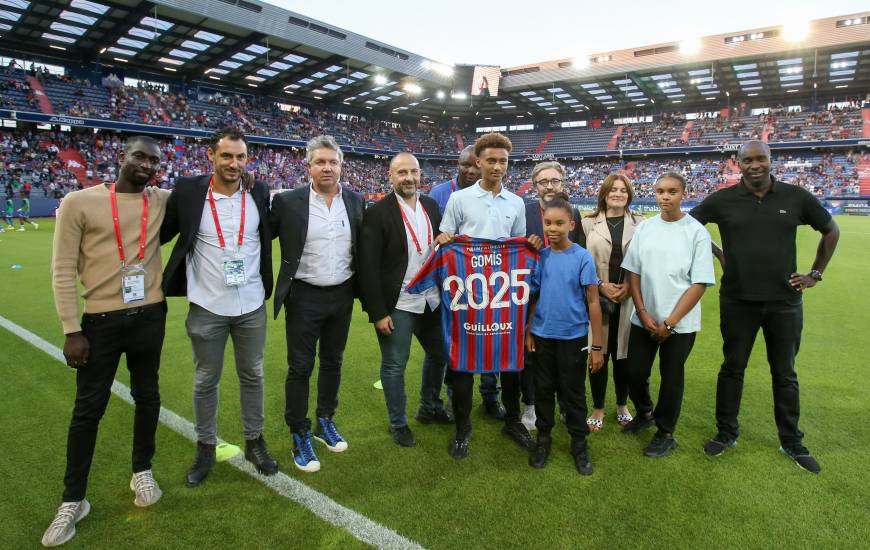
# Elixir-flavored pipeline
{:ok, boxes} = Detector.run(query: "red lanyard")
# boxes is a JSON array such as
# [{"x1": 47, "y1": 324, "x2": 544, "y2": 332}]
[
  {"x1": 539, "y1": 206, "x2": 549, "y2": 248},
  {"x1": 207, "y1": 176, "x2": 246, "y2": 250},
  {"x1": 451, "y1": 178, "x2": 457, "y2": 192},
  {"x1": 398, "y1": 199, "x2": 431, "y2": 254},
  {"x1": 109, "y1": 183, "x2": 148, "y2": 265}
]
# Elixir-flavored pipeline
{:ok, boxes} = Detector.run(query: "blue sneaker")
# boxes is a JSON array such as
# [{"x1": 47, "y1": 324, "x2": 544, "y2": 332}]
[
  {"x1": 292, "y1": 431, "x2": 321, "y2": 473},
  {"x1": 314, "y1": 417, "x2": 348, "y2": 452}
]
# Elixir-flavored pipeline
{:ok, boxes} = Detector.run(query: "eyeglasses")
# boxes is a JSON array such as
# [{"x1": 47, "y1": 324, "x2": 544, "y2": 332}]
[{"x1": 534, "y1": 178, "x2": 563, "y2": 188}]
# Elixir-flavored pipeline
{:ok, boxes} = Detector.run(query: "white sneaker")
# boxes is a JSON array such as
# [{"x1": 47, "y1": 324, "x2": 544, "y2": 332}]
[
  {"x1": 17, "y1": 227, "x2": 24, "y2": 231},
  {"x1": 521, "y1": 404, "x2": 537, "y2": 432},
  {"x1": 130, "y1": 470, "x2": 162, "y2": 507},
  {"x1": 32, "y1": 222, "x2": 38, "y2": 230},
  {"x1": 41, "y1": 499, "x2": 90, "y2": 547}
]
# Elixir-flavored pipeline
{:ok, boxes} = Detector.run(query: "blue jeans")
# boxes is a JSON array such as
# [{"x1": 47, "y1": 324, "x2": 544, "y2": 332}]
[{"x1": 375, "y1": 305, "x2": 447, "y2": 427}]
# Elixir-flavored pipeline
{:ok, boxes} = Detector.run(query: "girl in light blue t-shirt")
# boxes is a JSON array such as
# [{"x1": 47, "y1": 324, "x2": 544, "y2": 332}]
[{"x1": 621, "y1": 172, "x2": 715, "y2": 458}]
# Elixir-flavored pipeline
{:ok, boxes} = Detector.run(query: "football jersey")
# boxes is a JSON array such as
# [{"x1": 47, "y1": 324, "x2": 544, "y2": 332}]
[{"x1": 407, "y1": 236, "x2": 540, "y2": 374}]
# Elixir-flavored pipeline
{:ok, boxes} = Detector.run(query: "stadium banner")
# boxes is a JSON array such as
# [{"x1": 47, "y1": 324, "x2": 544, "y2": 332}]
[
  {"x1": 825, "y1": 198, "x2": 870, "y2": 216},
  {"x1": 1, "y1": 109, "x2": 865, "y2": 163}
]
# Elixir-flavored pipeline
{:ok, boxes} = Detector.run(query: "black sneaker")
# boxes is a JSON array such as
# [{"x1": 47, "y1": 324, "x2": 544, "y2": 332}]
[
  {"x1": 186, "y1": 442, "x2": 216, "y2": 487},
  {"x1": 389, "y1": 425, "x2": 415, "y2": 447},
  {"x1": 502, "y1": 421, "x2": 535, "y2": 450},
  {"x1": 644, "y1": 432, "x2": 678, "y2": 458},
  {"x1": 572, "y1": 442, "x2": 593, "y2": 476},
  {"x1": 622, "y1": 413, "x2": 654, "y2": 435},
  {"x1": 528, "y1": 436, "x2": 551, "y2": 469},
  {"x1": 780, "y1": 445, "x2": 821, "y2": 474},
  {"x1": 414, "y1": 408, "x2": 452, "y2": 425},
  {"x1": 244, "y1": 435, "x2": 279, "y2": 475},
  {"x1": 448, "y1": 431, "x2": 470, "y2": 460},
  {"x1": 482, "y1": 400, "x2": 506, "y2": 420},
  {"x1": 703, "y1": 434, "x2": 737, "y2": 457}
]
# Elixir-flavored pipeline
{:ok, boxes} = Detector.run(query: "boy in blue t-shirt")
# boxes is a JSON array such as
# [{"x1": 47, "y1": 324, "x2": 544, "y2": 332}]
[{"x1": 526, "y1": 193, "x2": 603, "y2": 475}]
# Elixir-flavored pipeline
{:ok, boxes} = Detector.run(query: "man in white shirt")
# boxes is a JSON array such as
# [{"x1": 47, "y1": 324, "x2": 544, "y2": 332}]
[
  {"x1": 359, "y1": 153, "x2": 449, "y2": 447},
  {"x1": 161, "y1": 127, "x2": 278, "y2": 486},
  {"x1": 270, "y1": 135, "x2": 365, "y2": 473}
]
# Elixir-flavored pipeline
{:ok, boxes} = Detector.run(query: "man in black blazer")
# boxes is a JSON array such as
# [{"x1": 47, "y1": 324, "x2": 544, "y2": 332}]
[
  {"x1": 359, "y1": 153, "x2": 449, "y2": 448},
  {"x1": 521, "y1": 161, "x2": 584, "y2": 431},
  {"x1": 269, "y1": 135, "x2": 364, "y2": 473},
  {"x1": 161, "y1": 127, "x2": 278, "y2": 486}
]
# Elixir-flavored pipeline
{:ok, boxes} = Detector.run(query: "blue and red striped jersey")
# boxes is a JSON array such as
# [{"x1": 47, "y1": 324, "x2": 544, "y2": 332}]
[{"x1": 407, "y1": 236, "x2": 540, "y2": 374}]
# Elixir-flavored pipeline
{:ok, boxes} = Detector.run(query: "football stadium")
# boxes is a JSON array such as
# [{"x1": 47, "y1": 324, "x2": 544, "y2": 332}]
[{"x1": 1, "y1": 0, "x2": 869, "y2": 548}]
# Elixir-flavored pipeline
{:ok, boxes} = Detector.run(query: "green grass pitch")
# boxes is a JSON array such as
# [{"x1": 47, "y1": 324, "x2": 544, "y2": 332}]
[{"x1": 0, "y1": 217, "x2": 868, "y2": 549}]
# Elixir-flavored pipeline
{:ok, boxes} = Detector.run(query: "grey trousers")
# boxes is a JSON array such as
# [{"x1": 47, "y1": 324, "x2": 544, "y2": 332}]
[{"x1": 186, "y1": 302, "x2": 267, "y2": 445}]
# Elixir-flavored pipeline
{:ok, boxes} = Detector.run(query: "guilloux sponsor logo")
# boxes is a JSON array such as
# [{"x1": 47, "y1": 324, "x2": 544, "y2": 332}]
[
  {"x1": 463, "y1": 321, "x2": 513, "y2": 333},
  {"x1": 48, "y1": 116, "x2": 85, "y2": 125}
]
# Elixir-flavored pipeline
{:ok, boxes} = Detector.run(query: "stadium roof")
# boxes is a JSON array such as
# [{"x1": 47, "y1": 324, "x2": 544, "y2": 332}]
[{"x1": 0, "y1": 2, "x2": 868, "y2": 122}]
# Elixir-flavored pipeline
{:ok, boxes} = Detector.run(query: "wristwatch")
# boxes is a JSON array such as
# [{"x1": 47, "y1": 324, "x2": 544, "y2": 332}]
[
  {"x1": 663, "y1": 321, "x2": 678, "y2": 335},
  {"x1": 809, "y1": 270, "x2": 822, "y2": 282}
]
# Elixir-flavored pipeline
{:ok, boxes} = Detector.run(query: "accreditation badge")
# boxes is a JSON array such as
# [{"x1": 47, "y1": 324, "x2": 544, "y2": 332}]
[
  {"x1": 222, "y1": 256, "x2": 247, "y2": 286},
  {"x1": 121, "y1": 264, "x2": 146, "y2": 304}
]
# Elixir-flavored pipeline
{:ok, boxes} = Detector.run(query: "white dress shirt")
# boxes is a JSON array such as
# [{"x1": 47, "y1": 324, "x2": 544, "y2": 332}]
[
  {"x1": 186, "y1": 188, "x2": 264, "y2": 316},
  {"x1": 295, "y1": 184, "x2": 353, "y2": 286},
  {"x1": 394, "y1": 195, "x2": 440, "y2": 314}
]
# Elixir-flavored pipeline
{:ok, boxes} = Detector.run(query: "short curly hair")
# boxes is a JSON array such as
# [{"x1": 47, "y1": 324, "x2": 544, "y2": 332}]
[{"x1": 474, "y1": 132, "x2": 512, "y2": 158}]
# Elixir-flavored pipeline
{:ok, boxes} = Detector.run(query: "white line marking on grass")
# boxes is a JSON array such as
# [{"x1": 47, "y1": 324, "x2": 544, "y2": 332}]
[{"x1": 0, "y1": 315, "x2": 424, "y2": 550}]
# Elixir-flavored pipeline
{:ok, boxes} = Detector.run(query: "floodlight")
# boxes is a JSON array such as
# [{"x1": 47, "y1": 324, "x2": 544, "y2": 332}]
[
  {"x1": 782, "y1": 21, "x2": 810, "y2": 42},
  {"x1": 403, "y1": 83, "x2": 422, "y2": 95},
  {"x1": 679, "y1": 39, "x2": 701, "y2": 54},
  {"x1": 373, "y1": 74, "x2": 387, "y2": 85}
]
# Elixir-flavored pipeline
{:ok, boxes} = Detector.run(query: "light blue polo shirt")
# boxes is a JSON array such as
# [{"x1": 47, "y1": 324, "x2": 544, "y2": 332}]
[
  {"x1": 440, "y1": 181, "x2": 526, "y2": 239},
  {"x1": 621, "y1": 214, "x2": 715, "y2": 333}
]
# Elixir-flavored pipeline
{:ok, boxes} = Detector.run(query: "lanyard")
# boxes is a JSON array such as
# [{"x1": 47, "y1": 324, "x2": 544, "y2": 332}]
[
  {"x1": 109, "y1": 183, "x2": 148, "y2": 265},
  {"x1": 539, "y1": 206, "x2": 549, "y2": 248},
  {"x1": 451, "y1": 178, "x2": 457, "y2": 192},
  {"x1": 398, "y1": 198, "x2": 432, "y2": 254},
  {"x1": 207, "y1": 176, "x2": 246, "y2": 250}
]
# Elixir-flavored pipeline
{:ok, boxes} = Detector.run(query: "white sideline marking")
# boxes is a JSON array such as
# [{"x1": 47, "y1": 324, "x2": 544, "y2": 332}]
[{"x1": 0, "y1": 315, "x2": 424, "y2": 550}]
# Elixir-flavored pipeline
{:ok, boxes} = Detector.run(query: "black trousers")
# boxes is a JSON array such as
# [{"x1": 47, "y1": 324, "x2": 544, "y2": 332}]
[
  {"x1": 63, "y1": 302, "x2": 166, "y2": 501},
  {"x1": 533, "y1": 335, "x2": 589, "y2": 442},
  {"x1": 520, "y1": 349, "x2": 535, "y2": 405},
  {"x1": 283, "y1": 280, "x2": 354, "y2": 433},
  {"x1": 716, "y1": 296, "x2": 804, "y2": 447},
  {"x1": 452, "y1": 370, "x2": 521, "y2": 435},
  {"x1": 589, "y1": 309, "x2": 629, "y2": 409},
  {"x1": 626, "y1": 324, "x2": 696, "y2": 435}
]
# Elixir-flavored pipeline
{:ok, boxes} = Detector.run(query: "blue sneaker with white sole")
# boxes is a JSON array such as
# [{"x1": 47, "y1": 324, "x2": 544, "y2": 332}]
[
  {"x1": 292, "y1": 430, "x2": 321, "y2": 473},
  {"x1": 314, "y1": 416, "x2": 348, "y2": 452}
]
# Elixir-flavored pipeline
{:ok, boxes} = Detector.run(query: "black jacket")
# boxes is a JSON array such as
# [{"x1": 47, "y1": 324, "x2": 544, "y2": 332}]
[
  {"x1": 160, "y1": 175, "x2": 273, "y2": 299},
  {"x1": 269, "y1": 184, "x2": 365, "y2": 319},
  {"x1": 359, "y1": 192, "x2": 442, "y2": 323},
  {"x1": 524, "y1": 200, "x2": 583, "y2": 244}
]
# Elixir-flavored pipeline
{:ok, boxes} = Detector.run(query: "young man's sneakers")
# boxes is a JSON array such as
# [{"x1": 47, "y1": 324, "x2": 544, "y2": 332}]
[
  {"x1": 314, "y1": 416, "x2": 348, "y2": 452},
  {"x1": 502, "y1": 421, "x2": 536, "y2": 450},
  {"x1": 703, "y1": 434, "x2": 738, "y2": 457},
  {"x1": 389, "y1": 424, "x2": 415, "y2": 447},
  {"x1": 129, "y1": 470, "x2": 162, "y2": 507},
  {"x1": 780, "y1": 444, "x2": 821, "y2": 474},
  {"x1": 244, "y1": 435, "x2": 279, "y2": 475},
  {"x1": 413, "y1": 408, "x2": 451, "y2": 425},
  {"x1": 17, "y1": 226, "x2": 24, "y2": 231},
  {"x1": 448, "y1": 431, "x2": 470, "y2": 460},
  {"x1": 571, "y1": 440, "x2": 593, "y2": 476},
  {"x1": 292, "y1": 430, "x2": 321, "y2": 473},
  {"x1": 41, "y1": 499, "x2": 90, "y2": 547},
  {"x1": 644, "y1": 432, "x2": 678, "y2": 458},
  {"x1": 521, "y1": 404, "x2": 537, "y2": 432},
  {"x1": 622, "y1": 413, "x2": 655, "y2": 435}
]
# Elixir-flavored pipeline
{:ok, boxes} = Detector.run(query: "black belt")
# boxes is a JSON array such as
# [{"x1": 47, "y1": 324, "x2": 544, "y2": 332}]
[{"x1": 84, "y1": 301, "x2": 166, "y2": 319}]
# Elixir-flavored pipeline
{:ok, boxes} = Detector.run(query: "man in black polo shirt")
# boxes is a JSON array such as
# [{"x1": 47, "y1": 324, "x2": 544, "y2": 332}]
[{"x1": 690, "y1": 140, "x2": 839, "y2": 473}]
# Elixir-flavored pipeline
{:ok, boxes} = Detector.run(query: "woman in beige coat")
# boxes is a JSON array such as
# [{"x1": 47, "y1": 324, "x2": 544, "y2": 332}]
[{"x1": 579, "y1": 174, "x2": 645, "y2": 431}]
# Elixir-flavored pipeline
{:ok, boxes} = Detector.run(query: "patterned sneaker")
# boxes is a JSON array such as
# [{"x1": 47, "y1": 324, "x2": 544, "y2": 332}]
[
  {"x1": 780, "y1": 445, "x2": 821, "y2": 474},
  {"x1": 41, "y1": 500, "x2": 90, "y2": 547},
  {"x1": 292, "y1": 430, "x2": 321, "y2": 473},
  {"x1": 130, "y1": 469, "x2": 162, "y2": 507},
  {"x1": 314, "y1": 416, "x2": 348, "y2": 452},
  {"x1": 521, "y1": 404, "x2": 537, "y2": 432}
]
